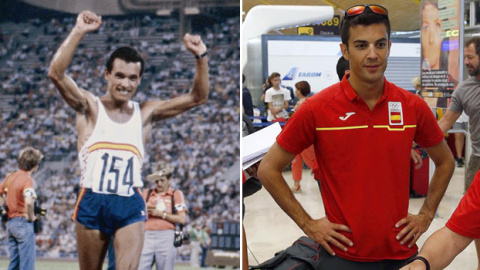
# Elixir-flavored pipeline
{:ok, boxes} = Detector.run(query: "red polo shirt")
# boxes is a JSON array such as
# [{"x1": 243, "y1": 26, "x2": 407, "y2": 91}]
[
  {"x1": 277, "y1": 76, "x2": 444, "y2": 262},
  {"x1": 446, "y1": 171, "x2": 480, "y2": 238}
]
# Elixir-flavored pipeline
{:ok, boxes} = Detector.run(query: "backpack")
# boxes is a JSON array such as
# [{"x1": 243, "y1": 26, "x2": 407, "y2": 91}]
[{"x1": 250, "y1": 236, "x2": 321, "y2": 270}]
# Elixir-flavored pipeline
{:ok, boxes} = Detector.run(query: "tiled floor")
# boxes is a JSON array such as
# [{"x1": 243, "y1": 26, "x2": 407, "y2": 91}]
[{"x1": 244, "y1": 165, "x2": 476, "y2": 269}]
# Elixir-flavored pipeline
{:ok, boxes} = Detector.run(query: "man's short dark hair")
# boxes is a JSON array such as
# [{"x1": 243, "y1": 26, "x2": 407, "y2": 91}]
[
  {"x1": 336, "y1": 56, "x2": 350, "y2": 81},
  {"x1": 18, "y1": 147, "x2": 43, "y2": 171},
  {"x1": 295, "y1": 81, "x2": 311, "y2": 96},
  {"x1": 466, "y1": 36, "x2": 480, "y2": 57},
  {"x1": 106, "y1": 46, "x2": 145, "y2": 77},
  {"x1": 340, "y1": 6, "x2": 391, "y2": 47}
]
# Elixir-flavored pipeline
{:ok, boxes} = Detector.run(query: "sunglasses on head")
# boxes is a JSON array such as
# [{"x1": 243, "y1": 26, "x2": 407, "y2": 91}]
[{"x1": 345, "y1": 5, "x2": 388, "y2": 18}]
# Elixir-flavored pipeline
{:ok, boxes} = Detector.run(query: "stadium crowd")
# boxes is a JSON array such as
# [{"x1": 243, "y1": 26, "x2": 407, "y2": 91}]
[{"x1": 0, "y1": 11, "x2": 240, "y2": 259}]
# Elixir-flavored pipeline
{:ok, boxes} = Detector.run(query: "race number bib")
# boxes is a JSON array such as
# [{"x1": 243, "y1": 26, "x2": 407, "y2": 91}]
[{"x1": 91, "y1": 152, "x2": 136, "y2": 196}]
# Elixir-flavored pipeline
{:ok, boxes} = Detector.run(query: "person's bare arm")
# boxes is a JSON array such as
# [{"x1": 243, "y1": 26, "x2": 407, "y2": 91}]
[
  {"x1": 147, "y1": 207, "x2": 187, "y2": 225},
  {"x1": 24, "y1": 196, "x2": 36, "y2": 222},
  {"x1": 142, "y1": 34, "x2": 208, "y2": 122},
  {"x1": 48, "y1": 10, "x2": 101, "y2": 112},
  {"x1": 399, "y1": 227, "x2": 472, "y2": 270},
  {"x1": 258, "y1": 143, "x2": 352, "y2": 255},
  {"x1": 395, "y1": 141, "x2": 454, "y2": 247},
  {"x1": 438, "y1": 110, "x2": 461, "y2": 133}
]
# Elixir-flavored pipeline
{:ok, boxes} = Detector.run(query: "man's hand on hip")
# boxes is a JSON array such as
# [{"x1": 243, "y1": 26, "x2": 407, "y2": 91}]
[{"x1": 303, "y1": 217, "x2": 353, "y2": 256}]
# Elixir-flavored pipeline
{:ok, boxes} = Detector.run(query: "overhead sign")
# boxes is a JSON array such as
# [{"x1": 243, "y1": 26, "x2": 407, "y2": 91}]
[{"x1": 297, "y1": 16, "x2": 340, "y2": 36}]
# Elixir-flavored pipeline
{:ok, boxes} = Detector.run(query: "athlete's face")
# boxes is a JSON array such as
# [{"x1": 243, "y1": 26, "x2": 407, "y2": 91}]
[
  {"x1": 464, "y1": 43, "x2": 480, "y2": 77},
  {"x1": 341, "y1": 23, "x2": 390, "y2": 85},
  {"x1": 105, "y1": 58, "x2": 141, "y2": 102},
  {"x1": 154, "y1": 176, "x2": 170, "y2": 193},
  {"x1": 421, "y1": 3, "x2": 442, "y2": 70}
]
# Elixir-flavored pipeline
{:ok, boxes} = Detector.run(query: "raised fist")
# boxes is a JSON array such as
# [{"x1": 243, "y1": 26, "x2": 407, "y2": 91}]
[
  {"x1": 75, "y1": 10, "x2": 102, "y2": 34},
  {"x1": 183, "y1": 33, "x2": 207, "y2": 57}
]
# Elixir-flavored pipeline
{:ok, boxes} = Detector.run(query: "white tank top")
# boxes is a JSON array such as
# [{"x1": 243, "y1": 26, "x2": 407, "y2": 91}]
[{"x1": 79, "y1": 97, "x2": 145, "y2": 196}]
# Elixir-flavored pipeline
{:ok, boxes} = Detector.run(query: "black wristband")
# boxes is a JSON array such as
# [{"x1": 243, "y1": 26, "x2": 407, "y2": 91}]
[
  {"x1": 409, "y1": 256, "x2": 430, "y2": 270},
  {"x1": 195, "y1": 51, "x2": 208, "y2": 59}
]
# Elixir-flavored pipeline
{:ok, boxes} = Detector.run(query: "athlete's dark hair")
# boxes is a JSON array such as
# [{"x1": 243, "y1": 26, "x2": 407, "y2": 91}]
[
  {"x1": 106, "y1": 46, "x2": 145, "y2": 77},
  {"x1": 18, "y1": 146, "x2": 43, "y2": 171},
  {"x1": 340, "y1": 7, "x2": 391, "y2": 47}
]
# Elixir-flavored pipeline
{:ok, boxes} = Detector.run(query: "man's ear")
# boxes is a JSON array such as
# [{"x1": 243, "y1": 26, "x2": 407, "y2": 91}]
[{"x1": 340, "y1": 43, "x2": 349, "y2": 61}]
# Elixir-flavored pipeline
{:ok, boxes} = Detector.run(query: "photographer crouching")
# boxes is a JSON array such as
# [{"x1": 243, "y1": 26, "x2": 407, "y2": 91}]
[{"x1": 0, "y1": 146, "x2": 43, "y2": 270}]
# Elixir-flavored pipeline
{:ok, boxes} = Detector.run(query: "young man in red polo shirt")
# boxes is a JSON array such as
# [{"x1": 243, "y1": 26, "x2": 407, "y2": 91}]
[{"x1": 257, "y1": 5, "x2": 455, "y2": 269}]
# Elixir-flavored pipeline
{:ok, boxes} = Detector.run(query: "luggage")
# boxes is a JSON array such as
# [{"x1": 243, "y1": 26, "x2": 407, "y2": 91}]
[{"x1": 410, "y1": 148, "x2": 429, "y2": 197}]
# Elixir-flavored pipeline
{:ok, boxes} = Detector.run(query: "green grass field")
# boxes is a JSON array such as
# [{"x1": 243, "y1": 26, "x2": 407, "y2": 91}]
[{"x1": 0, "y1": 258, "x2": 236, "y2": 269}]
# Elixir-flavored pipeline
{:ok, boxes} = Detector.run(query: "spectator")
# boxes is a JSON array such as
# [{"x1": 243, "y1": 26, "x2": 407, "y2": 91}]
[
  {"x1": 264, "y1": 72, "x2": 290, "y2": 122},
  {"x1": 0, "y1": 146, "x2": 43, "y2": 270}
]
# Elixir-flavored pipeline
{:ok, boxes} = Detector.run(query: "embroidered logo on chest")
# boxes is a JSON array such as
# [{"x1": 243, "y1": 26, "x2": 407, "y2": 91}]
[
  {"x1": 339, "y1": 112, "x2": 356, "y2": 121},
  {"x1": 388, "y1": 102, "x2": 404, "y2": 126}
]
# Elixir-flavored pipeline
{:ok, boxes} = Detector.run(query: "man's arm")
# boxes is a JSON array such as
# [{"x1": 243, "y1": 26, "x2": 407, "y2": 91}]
[
  {"x1": 438, "y1": 110, "x2": 461, "y2": 133},
  {"x1": 143, "y1": 34, "x2": 209, "y2": 122},
  {"x1": 400, "y1": 227, "x2": 472, "y2": 270},
  {"x1": 24, "y1": 196, "x2": 36, "y2": 222},
  {"x1": 48, "y1": 11, "x2": 101, "y2": 112},
  {"x1": 146, "y1": 207, "x2": 187, "y2": 225},
  {"x1": 258, "y1": 142, "x2": 352, "y2": 255},
  {"x1": 395, "y1": 140, "x2": 454, "y2": 247}
]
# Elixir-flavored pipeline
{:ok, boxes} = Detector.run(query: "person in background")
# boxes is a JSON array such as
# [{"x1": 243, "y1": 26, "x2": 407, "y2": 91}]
[
  {"x1": 261, "y1": 76, "x2": 273, "y2": 102},
  {"x1": 138, "y1": 164, "x2": 187, "y2": 270},
  {"x1": 436, "y1": 36, "x2": 480, "y2": 269},
  {"x1": 453, "y1": 112, "x2": 468, "y2": 168},
  {"x1": 242, "y1": 74, "x2": 254, "y2": 117},
  {"x1": 289, "y1": 81, "x2": 318, "y2": 192},
  {"x1": 0, "y1": 146, "x2": 43, "y2": 270},
  {"x1": 412, "y1": 76, "x2": 422, "y2": 98},
  {"x1": 200, "y1": 224, "x2": 211, "y2": 268},
  {"x1": 264, "y1": 72, "x2": 291, "y2": 122},
  {"x1": 399, "y1": 169, "x2": 480, "y2": 270},
  {"x1": 336, "y1": 56, "x2": 350, "y2": 81},
  {"x1": 189, "y1": 223, "x2": 203, "y2": 268}
]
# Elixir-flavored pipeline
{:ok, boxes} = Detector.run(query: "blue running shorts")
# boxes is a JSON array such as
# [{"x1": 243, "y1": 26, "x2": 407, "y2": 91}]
[{"x1": 72, "y1": 187, "x2": 147, "y2": 235}]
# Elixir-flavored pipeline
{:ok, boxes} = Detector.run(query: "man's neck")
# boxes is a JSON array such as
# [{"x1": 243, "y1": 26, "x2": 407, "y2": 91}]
[{"x1": 348, "y1": 76, "x2": 384, "y2": 110}]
